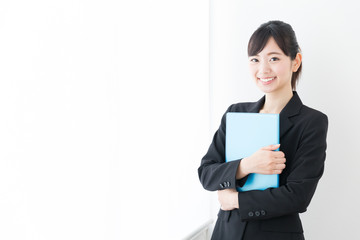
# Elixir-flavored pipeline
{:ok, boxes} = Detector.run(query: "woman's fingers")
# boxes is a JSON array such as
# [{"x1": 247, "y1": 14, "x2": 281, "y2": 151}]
[
  {"x1": 267, "y1": 163, "x2": 285, "y2": 174},
  {"x1": 274, "y1": 156, "x2": 286, "y2": 164},
  {"x1": 276, "y1": 163, "x2": 286, "y2": 170},
  {"x1": 217, "y1": 189, "x2": 239, "y2": 210},
  {"x1": 272, "y1": 169, "x2": 283, "y2": 175},
  {"x1": 273, "y1": 151, "x2": 285, "y2": 158},
  {"x1": 247, "y1": 145, "x2": 286, "y2": 175},
  {"x1": 261, "y1": 144, "x2": 280, "y2": 151}
]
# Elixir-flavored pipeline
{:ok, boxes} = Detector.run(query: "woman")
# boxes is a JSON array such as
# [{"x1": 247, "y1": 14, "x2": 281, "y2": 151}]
[{"x1": 198, "y1": 20, "x2": 328, "y2": 240}]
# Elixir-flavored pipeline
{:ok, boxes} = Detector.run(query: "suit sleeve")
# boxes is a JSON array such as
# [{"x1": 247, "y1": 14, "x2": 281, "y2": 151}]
[
  {"x1": 237, "y1": 113, "x2": 328, "y2": 221},
  {"x1": 198, "y1": 105, "x2": 244, "y2": 191}
]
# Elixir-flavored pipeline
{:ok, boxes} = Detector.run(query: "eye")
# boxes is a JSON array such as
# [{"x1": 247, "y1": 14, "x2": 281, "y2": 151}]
[
  {"x1": 270, "y1": 57, "x2": 279, "y2": 62},
  {"x1": 250, "y1": 58, "x2": 259, "y2": 63}
]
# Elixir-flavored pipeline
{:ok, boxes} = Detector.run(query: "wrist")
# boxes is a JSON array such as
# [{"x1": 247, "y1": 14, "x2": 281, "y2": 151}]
[
  {"x1": 238, "y1": 157, "x2": 250, "y2": 177},
  {"x1": 233, "y1": 192, "x2": 239, "y2": 209}
]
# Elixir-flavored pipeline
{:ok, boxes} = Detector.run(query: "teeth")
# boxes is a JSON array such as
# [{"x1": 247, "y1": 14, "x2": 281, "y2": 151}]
[{"x1": 259, "y1": 77, "x2": 275, "y2": 82}]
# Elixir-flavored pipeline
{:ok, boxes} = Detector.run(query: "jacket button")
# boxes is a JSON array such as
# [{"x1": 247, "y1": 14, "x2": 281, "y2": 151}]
[
  {"x1": 248, "y1": 211, "x2": 254, "y2": 217},
  {"x1": 261, "y1": 210, "x2": 266, "y2": 216},
  {"x1": 220, "y1": 183, "x2": 224, "y2": 188},
  {"x1": 227, "y1": 182, "x2": 231, "y2": 187},
  {"x1": 255, "y1": 211, "x2": 260, "y2": 217}
]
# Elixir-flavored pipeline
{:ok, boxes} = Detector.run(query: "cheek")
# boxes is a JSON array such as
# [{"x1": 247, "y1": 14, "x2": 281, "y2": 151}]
[
  {"x1": 273, "y1": 64, "x2": 291, "y2": 77},
  {"x1": 248, "y1": 65, "x2": 257, "y2": 76}
]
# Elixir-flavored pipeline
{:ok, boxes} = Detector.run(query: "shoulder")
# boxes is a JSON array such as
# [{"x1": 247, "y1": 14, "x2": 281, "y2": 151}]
[
  {"x1": 226, "y1": 101, "x2": 258, "y2": 113},
  {"x1": 294, "y1": 105, "x2": 329, "y2": 138},
  {"x1": 299, "y1": 105, "x2": 328, "y2": 125},
  {"x1": 218, "y1": 101, "x2": 259, "y2": 128}
]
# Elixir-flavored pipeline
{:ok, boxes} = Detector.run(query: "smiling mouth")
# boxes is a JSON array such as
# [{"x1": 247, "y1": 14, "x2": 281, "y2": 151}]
[{"x1": 258, "y1": 77, "x2": 276, "y2": 83}]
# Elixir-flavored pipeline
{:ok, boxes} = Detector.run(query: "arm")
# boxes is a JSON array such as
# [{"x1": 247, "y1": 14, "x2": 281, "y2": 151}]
[
  {"x1": 219, "y1": 144, "x2": 286, "y2": 211},
  {"x1": 198, "y1": 105, "x2": 242, "y2": 191},
  {"x1": 198, "y1": 105, "x2": 286, "y2": 192},
  {"x1": 237, "y1": 113, "x2": 328, "y2": 221}
]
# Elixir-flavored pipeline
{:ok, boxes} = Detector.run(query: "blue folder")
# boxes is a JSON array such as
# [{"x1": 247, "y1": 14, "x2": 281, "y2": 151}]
[{"x1": 226, "y1": 112, "x2": 280, "y2": 192}]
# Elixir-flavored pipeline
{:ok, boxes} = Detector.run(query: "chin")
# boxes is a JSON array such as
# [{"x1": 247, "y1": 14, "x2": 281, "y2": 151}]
[{"x1": 256, "y1": 83, "x2": 276, "y2": 93}]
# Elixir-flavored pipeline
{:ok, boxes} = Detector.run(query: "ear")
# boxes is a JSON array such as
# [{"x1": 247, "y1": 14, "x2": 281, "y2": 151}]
[{"x1": 292, "y1": 52, "x2": 302, "y2": 72}]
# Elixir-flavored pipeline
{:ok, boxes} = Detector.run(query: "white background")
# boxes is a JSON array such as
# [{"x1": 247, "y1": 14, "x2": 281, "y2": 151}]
[
  {"x1": 0, "y1": 1, "x2": 210, "y2": 239},
  {"x1": 0, "y1": 0, "x2": 359, "y2": 239}
]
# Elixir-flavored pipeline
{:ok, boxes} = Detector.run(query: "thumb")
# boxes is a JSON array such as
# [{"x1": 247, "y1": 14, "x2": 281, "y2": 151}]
[{"x1": 261, "y1": 144, "x2": 280, "y2": 151}]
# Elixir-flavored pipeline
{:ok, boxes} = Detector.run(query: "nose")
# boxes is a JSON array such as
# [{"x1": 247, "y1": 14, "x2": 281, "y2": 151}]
[{"x1": 259, "y1": 61, "x2": 271, "y2": 74}]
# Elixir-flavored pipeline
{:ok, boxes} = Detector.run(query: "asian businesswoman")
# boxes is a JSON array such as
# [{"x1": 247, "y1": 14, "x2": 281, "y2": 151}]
[{"x1": 198, "y1": 20, "x2": 328, "y2": 240}]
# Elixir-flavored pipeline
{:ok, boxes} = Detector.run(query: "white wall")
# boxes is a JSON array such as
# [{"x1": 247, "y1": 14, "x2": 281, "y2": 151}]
[
  {"x1": 2, "y1": 1, "x2": 358, "y2": 239},
  {"x1": 0, "y1": 1, "x2": 210, "y2": 239},
  {"x1": 210, "y1": 0, "x2": 360, "y2": 239}
]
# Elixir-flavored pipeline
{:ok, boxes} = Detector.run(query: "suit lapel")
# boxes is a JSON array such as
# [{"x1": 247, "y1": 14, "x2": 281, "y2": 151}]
[
  {"x1": 279, "y1": 91, "x2": 303, "y2": 138},
  {"x1": 248, "y1": 95, "x2": 266, "y2": 113},
  {"x1": 280, "y1": 115, "x2": 293, "y2": 139}
]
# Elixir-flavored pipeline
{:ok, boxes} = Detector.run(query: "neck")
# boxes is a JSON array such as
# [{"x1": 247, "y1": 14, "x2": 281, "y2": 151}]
[{"x1": 260, "y1": 89, "x2": 294, "y2": 114}]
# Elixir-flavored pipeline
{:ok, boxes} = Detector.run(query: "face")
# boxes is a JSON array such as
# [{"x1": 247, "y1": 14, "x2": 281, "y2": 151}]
[{"x1": 248, "y1": 37, "x2": 300, "y2": 95}]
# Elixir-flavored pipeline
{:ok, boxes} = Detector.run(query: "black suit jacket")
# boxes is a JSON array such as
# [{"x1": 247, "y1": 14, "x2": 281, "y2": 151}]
[{"x1": 198, "y1": 92, "x2": 328, "y2": 240}]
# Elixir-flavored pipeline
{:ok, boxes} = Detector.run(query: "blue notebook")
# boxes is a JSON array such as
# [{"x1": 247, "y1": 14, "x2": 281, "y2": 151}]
[{"x1": 226, "y1": 112, "x2": 280, "y2": 192}]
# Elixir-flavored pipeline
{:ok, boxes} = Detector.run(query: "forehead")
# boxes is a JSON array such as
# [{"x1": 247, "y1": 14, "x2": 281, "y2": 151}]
[{"x1": 253, "y1": 37, "x2": 285, "y2": 56}]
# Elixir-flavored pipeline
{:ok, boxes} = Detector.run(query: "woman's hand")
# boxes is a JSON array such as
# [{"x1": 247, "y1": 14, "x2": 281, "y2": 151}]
[
  {"x1": 238, "y1": 144, "x2": 286, "y2": 177},
  {"x1": 217, "y1": 189, "x2": 239, "y2": 211}
]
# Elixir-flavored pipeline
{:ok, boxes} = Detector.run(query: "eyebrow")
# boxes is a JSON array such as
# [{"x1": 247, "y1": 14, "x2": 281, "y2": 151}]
[{"x1": 252, "y1": 52, "x2": 282, "y2": 57}]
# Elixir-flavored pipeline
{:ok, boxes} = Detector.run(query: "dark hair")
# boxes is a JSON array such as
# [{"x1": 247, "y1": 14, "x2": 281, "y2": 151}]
[{"x1": 248, "y1": 20, "x2": 302, "y2": 90}]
